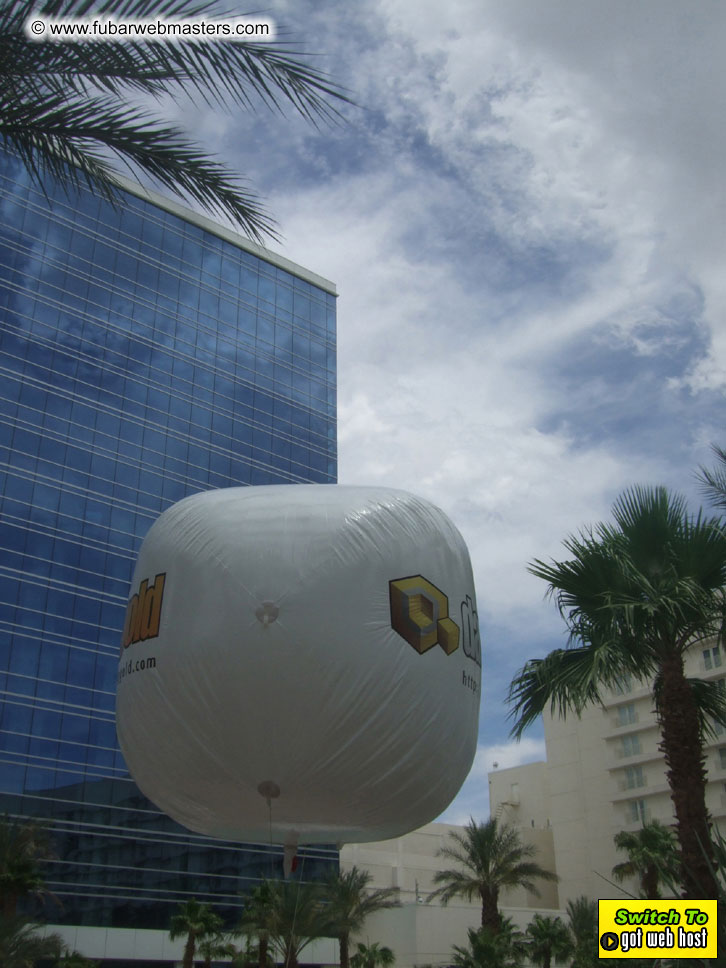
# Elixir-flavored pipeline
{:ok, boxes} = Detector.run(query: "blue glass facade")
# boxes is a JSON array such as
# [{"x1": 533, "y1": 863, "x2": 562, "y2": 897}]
[{"x1": 0, "y1": 148, "x2": 338, "y2": 930}]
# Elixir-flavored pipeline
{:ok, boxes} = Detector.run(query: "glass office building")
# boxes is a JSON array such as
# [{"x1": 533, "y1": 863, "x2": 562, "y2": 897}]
[{"x1": 0, "y1": 148, "x2": 338, "y2": 943}]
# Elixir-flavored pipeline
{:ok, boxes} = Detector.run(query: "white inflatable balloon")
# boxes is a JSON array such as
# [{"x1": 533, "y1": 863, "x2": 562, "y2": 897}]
[{"x1": 116, "y1": 485, "x2": 481, "y2": 845}]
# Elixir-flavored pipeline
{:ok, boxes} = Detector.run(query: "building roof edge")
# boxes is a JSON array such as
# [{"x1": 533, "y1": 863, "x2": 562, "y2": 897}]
[{"x1": 111, "y1": 173, "x2": 338, "y2": 297}]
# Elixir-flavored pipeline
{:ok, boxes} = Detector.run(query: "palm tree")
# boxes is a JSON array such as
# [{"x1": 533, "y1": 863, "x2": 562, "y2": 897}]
[
  {"x1": 508, "y1": 485, "x2": 726, "y2": 898},
  {"x1": 0, "y1": 0, "x2": 350, "y2": 242},
  {"x1": 229, "y1": 930, "x2": 271, "y2": 968},
  {"x1": 321, "y1": 866, "x2": 400, "y2": 968},
  {"x1": 0, "y1": 916, "x2": 63, "y2": 968},
  {"x1": 169, "y1": 898, "x2": 223, "y2": 968},
  {"x1": 612, "y1": 820, "x2": 681, "y2": 898},
  {"x1": 526, "y1": 914, "x2": 572, "y2": 968},
  {"x1": 451, "y1": 919, "x2": 527, "y2": 968},
  {"x1": 0, "y1": 815, "x2": 54, "y2": 918},
  {"x1": 350, "y1": 941, "x2": 396, "y2": 968},
  {"x1": 262, "y1": 879, "x2": 328, "y2": 968},
  {"x1": 427, "y1": 817, "x2": 558, "y2": 934},
  {"x1": 239, "y1": 881, "x2": 276, "y2": 968},
  {"x1": 197, "y1": 932, "x2": 237, "y2": 968},
  {"x1": 565, "y1": 897, "x2": 598, "y2": 968}
]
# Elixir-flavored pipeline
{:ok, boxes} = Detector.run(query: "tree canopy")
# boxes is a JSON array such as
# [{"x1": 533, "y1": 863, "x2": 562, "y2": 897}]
[
  {"x1": 525, "y1": 914, "x2": 572, "y2": 968},
  {"x1": 169, "y1": 898, "x2": 223, "y2": 968},
  {"x1": 612, "y1": 821, "x2": 680, "y2": 898},
  {"x1": 0, "y1": 815, "x2": 54, "y2": 919},
  {"x1": 698, "y1": 444, "x2": 726, "y2": 512},
  {"x1": 565, "y1": 897, "x2": 598, "y2": 968},
  {"x1": 451, "y1": 919, "x2": 528, "y2": 968},
  {"x1": 350, "y1": 941, "x2": 396, "y2": 968},
  {"x1": 0, "y1": 916, "x2": 64, "y2": 968},
  {"x1": 321, "y1": 866, "x2": 400, "y2": 968},
  {"x1": 262, "y1": 878, "x2": 328, "y2": 968},
  {"x1": 509, "y1": 485, "x2": 726, "y2": 897},
  {"x1": 428, "y1": 817, "x2": 557, "y2": 933}
]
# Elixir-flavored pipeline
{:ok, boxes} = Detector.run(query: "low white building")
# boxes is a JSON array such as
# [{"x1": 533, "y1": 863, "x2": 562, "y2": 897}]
[{"x1": 340, "y1": 821, "x2": 561, "y2": 967}]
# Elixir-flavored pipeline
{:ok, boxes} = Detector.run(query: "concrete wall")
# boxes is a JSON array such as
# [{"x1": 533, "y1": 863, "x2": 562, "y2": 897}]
[{"x1": 41, "y1": 924, "x2": 338, "y2": 966}]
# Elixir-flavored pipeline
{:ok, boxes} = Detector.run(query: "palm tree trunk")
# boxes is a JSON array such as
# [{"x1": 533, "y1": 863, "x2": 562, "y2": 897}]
[
  {"x1": 183, "y1": 933, "x2": 196, "y2": 968},
  {"x1": 340, "y1": 932, "x2": 350, "y2": 968},
  {"x1": 643, "y1": 866, "x2": 660, "y2": 900},
  {"x1": 259, "y1": 934, "x2": 268, "y2": 968},
  {"x1": 658, "y1": 651, "x2": 717, "y2": 898},
  {"x1": 480, "y1": 885, "x2": 501, "y2": 933},
  {"x1": 284, "y1": 943, "x2": 299, "y2": 968}
]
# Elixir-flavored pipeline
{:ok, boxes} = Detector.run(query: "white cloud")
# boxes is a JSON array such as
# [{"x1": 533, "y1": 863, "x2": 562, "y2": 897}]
[
  {"x1": 189, "y1": 1, "x2": 726, "y2": 828},
  {"x1": 271, "y1": 174, "x2": 663, "y2": 647},
  {"x1": 374, "y1": 0, "x2": 726, "y2": 382}
]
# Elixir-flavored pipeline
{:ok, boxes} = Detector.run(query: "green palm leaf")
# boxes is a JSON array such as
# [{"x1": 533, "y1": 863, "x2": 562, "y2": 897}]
[
  {"x1": 611, "y1": 821, "x2": 680, "y2": 898},
  {"x1": 508, "y1": 645, "x2": 652, "y2": 739},
  {"x1": 698, "y1": 445, "x2": 726, "y2": 511},
  {"x1": 2, "y1": 90, "x2": 277, "y2": 237},
  {"x1": 0, "y1": 0, "x2": 352, "y2": 239},
  {"x1": 525, "y1": 914, "x2": 572, "y2": 968},
  {"x1": 510, "y1": 484, "x2": 726, "y2": 899},
  {"x1": 428, "y1": 818, "x2": 557, "y2": 932},
  {"x1": 321, "y1": 866, "x2": 400, "y2": 968}
]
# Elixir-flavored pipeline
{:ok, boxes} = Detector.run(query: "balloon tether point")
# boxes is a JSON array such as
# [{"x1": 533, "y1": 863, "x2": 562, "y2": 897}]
[{"x1": 257, "y1": 780, "x2": 280, "y2": 850}]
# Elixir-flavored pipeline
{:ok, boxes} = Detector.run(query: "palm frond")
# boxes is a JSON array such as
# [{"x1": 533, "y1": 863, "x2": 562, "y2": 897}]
[
  {"x1": 611, "y1": 821, "x2": 681, "y2": 898},
  {"x1": 0, "y1": 0, "x2": 353, "y2": 237},
  {"x1": 1, "y1": 92, "x2": 277, "y2": 241},
  {"x1": 507, "y1": 645, "x2": 650, "y2": 739},
  {"x1": 2, "y1": 0, "x2": 352, "y2": 118},
  {"x1": 697, "y1": 445, "x2": 726, "y2": 512},
  {"x1": 428, "y1": 867, "x2": 480, "y2": 906},
  {"x1": 515, "y1": 485, "x2": 726, "y2": 736},
  {"x1": 428, "y1": 818, "x2": 557, "y2": 912}
]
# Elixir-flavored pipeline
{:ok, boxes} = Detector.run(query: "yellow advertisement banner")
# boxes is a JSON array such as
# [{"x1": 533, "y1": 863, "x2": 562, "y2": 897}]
[{"x1": 599, "y1": 899, "x2": 717, "y2": 958}]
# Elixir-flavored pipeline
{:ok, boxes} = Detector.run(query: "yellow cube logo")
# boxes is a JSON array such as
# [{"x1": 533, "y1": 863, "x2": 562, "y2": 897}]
[{"x1": 389, "y1": 576, "x2": 459, "y2": 655}]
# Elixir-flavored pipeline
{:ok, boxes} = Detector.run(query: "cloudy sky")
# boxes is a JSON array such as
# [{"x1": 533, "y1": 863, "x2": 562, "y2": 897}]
[{"x1": 183, "y1": 0, "x2": 726, "y2": 822}]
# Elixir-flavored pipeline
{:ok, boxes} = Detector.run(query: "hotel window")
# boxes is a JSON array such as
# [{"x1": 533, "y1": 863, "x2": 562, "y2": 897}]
[
  {"x1": 704, "y1": 645, "x2": 722, "y2": 670},
  {"x1": 624, "y1": 766, "x2": 645, "y2": 789},
  {"x1": 613, "y1": 673, "x2": 633, "y2": 696},
  {"x1": 719, "y1": 748, "x2": 726, "y2": 769},
  {"x1": 617, "y1": 703, "x2": 637, "y2": 726},
  {"x1": 627, "y1": 799, "x2": 647, "y2": 823},
  {"x1": 621, "y1": 734, "x2": 641, "y2": 757}
]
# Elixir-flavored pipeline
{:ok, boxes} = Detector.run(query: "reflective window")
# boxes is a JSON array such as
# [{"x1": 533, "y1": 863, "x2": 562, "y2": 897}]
[
  {"x1": 617, "y1": 703, "x2": 637, "y2": 726},
  {"x1": 624, "y1": 765, "x2": 645, "y2": 789},
  {"x1": 627, "y1": 798, "x2": 647, "y2": 823},
  {"x1": 621, "y1": 734, "x2": 641, "y2": 757},
  {"x1": 0, "y1": 145, "x2": 337, "y2": 929},
  {"x1": 704, "y1": 645, "x2": 722, "y2": 670}
]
